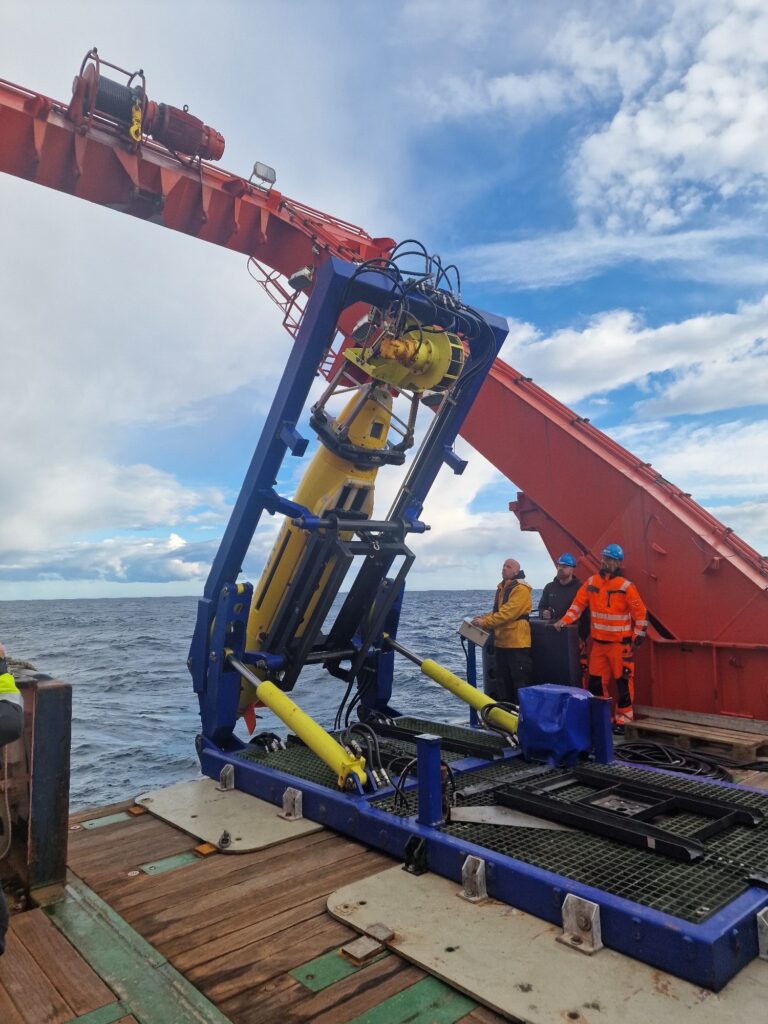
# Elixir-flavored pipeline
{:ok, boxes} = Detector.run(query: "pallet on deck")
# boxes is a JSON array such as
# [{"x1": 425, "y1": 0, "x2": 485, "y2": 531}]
[{"x1": 625, "y1": 715, "x2": 768, "y2": 763}]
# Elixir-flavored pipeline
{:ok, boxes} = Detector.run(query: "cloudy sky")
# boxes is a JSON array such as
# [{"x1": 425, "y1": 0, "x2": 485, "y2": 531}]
[{"x1": 1, "y1": 0, "x2": 767, "y2": 599}]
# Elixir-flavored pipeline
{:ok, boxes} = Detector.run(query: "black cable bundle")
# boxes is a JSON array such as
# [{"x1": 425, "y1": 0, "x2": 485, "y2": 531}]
[{"x1": 613, "y1": 740, "x2": 733, "y2": 781}]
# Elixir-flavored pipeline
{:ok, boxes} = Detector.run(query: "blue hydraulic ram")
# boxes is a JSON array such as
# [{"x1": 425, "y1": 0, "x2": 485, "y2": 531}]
[{"x1": 190, "y1": 253, "x2": 768, "y2": 992}]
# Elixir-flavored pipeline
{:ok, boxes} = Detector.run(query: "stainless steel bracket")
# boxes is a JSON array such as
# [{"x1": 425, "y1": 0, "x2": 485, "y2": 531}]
[
  {"x1": 557, "y1": 893, "x2": 603, "y2": 954},
  {"x1": 279, "y1": 786, "x2": 303, "y2": 820},
  {"x1": 459, "y1": 854, "x2": 488, "y2": 903},
  {"x1": 758, "y1": 907, "x2": 768, "y2": 960},
  {"x1": 217, "y1": 764, "x2": 234, "y2": 791}
]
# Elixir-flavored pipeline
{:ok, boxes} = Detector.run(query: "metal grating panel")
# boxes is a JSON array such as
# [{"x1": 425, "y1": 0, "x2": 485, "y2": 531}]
[
  {"x1": 235, "y1": 734, "x2": 465, "y2": 790},
  {"x1": 372, "y1": 760, "x2": 768, "y2": 923}
]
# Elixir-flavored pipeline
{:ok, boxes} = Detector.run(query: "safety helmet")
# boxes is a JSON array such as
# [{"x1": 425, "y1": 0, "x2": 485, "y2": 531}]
[
  {"x1": 601, "y1": 543, "x2": 624, "y2": 561},
  {"x1": 556, "y1": 553, "x2": 577, "y2": 567}
]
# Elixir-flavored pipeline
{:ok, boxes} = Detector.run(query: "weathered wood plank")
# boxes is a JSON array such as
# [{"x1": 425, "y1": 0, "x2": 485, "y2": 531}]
[
  {"x1": 11, "y1": 908, "x2": 115, "y2": 1016},
  {"x1": 0, "y1": 983, "x2": 25, "y2": 1024},
  {"x1": 0, "y1": 923, "x2": 74, "y2": 1024},
  {"x1": 290, "y1": 955, "x2": 425, "y2": 1024},
  {"x1": 69, "y1": 799, "x2": 136, "y2": 825},
  {"x1": 104, "y1": 832, "x2": 348, "y2": 914},
  {"x1": 635, "y1": 705, "x2": 768, "y2": 736},
  {"x1": 122, "y1": 841, "x2": 382, "y2": 937},
  {"x1": 194, "y1": 916, "x2": 351, "y2": 1004}
]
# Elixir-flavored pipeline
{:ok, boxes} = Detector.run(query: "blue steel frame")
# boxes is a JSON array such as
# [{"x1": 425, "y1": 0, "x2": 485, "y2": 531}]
[
  {"x1": 192, "y1": 255, "x2": 767, "y2": 991},
  {"x1": 198, "y1": 739, "x2": 768, "y2": 991},
  {"x1": 189, "y1": 255, "x2": 508, "y2": 747}
]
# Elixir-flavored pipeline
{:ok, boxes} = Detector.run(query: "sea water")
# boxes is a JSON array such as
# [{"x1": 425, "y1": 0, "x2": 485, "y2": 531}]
[{"x1": 1, "y1": 590, "x2": 541, "y2": 809}]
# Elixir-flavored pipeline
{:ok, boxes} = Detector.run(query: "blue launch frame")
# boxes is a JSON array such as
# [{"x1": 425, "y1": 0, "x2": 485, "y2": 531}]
[{"x1": 191, "y1": 255, "x2": 768, "y2": 992}]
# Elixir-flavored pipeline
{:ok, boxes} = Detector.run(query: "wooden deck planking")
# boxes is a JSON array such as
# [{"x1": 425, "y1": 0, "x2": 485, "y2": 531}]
[
  {"x1": 65, "y1": 804, "x2": 476, "y2": 1023},
  {"x1": 120, "y1": 842, "x2": 388, "y2": 940},
  {"x1": 10, "y1": 908, "x2": 116, "y2": 1016},
  {"x1": 233, "y1": 955, "x2": 427, "y2": 1024},
  {"x1": 0, "y1": 909, "x2": 122, "y2": 1024},
  {"x1": 102, "y1": 829, "x2": 336, "y2": 912},
  {"x1": 68, "y1": 815, "x2": 200, "y2": 885}
]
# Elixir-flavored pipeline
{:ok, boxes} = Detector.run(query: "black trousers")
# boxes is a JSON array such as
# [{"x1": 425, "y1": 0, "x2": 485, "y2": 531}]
[{"x1": 494, "y1": 647, "x2": 533, "y2": 704}]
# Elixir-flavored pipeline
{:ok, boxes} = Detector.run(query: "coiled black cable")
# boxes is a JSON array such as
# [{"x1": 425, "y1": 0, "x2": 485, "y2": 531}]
[{"x1": 613, "y1": 740, "x2": 733, "y2": 781}]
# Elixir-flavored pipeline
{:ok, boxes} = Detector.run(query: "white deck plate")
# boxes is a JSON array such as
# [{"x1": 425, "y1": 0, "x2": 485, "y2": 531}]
[
  {"x1": 136, "y1": 778, "x2": 322, "y2": 852},
  {"x1": 328, "y1": 866, "x2": 768, "y2": 1023}
]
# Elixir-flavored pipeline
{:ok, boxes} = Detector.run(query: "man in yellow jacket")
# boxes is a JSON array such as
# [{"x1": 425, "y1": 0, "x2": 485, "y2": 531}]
[
  {"x1": 0, "y1": 643, "x2": 23, "y2": 956},
  {"x1": 473, "y1": 558, "x2": 533, "y2": 704}
]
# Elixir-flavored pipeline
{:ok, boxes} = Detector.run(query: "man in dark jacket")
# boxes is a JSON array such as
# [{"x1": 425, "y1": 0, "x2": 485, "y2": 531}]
[
  {"x1": 0, "y1": 643, "x2": 23, "y2": 956},
  {"x1": 539, "y1": 553, "x2": 589, "y2": 639}
]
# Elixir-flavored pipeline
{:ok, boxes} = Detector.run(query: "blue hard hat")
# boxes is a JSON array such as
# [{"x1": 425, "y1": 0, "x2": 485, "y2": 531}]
[
  {"x1": 556, "y1": 553, "x2": 577, "y2": 567},
  {"x1": 602, "y1": 543, "x2": 624, "y2": 561}
]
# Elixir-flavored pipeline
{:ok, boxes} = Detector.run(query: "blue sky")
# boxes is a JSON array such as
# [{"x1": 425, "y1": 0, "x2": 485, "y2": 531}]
[{"x1": 1, "y1": 0, "x2": 767, "y2": 598}]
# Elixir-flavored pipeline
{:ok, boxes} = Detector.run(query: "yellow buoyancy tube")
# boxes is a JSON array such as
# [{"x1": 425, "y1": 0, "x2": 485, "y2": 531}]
[{"x1": 239, "y1": 385, "x2": 393, "y2": 713}]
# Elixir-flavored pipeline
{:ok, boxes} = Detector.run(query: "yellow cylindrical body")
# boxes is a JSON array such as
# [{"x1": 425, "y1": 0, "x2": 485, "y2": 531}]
[
  {"x1": 239, "y1": 387, "x2": 392, "y2": 712},
  {"x1": 421, "y1": 659, "x2": 519, "y2": 734},
  {"x1": 254, "y1": 679, "x2": 367, "y2": 788}
]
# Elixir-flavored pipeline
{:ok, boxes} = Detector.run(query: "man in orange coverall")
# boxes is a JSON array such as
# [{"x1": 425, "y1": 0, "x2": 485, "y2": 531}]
[
  {"x1": 473, "y1": 557, "x2": 533, "y2": 704},
  {"x1": 554, "y1": 543, "x2": 648, "y2": 733}
]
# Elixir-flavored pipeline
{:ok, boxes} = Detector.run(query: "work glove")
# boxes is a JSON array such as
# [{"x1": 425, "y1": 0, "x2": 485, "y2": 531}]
[{"x1": 632, "y1": 634, "x2": 646, "y2": 649}]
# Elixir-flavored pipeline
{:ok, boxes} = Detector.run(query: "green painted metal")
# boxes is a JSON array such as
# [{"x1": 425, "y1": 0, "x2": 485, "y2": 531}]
[
  {"x1": 80, "y1": 812, "x2": 132, "y2": 830},
  {"x1": 140, "y1": 851, "x2": 199, "y2": 875},
  {"x1": 45, "y1": 873, "x2": 232, "y2": 1024},
  {"x1": 346, "y1": 975, "x2": 476, "y2": 1024},
  {"x1": 291, "y1": 947, "x2": 389, "y2": 992},
  {"x1": 66, "y1": 1002, "x2": 130, "y2": 1024}
]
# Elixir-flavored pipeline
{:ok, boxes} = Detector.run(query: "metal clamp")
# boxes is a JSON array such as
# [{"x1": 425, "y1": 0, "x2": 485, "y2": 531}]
[
  {"x1": 459, "y1": 855, "x2": 488, "y2": 903},
  {"x1": 279, "y1": 786, "x2": 303, "y2": 821},
  {"x1": 557, "y1": 894, "x2": 603, "y2": 955},
  {"x1": 758, "y1": 907, "x2": 768, "y2": 960},
  {"x1": 217, "y1": 764, "x2": 234, "y2": 791}
]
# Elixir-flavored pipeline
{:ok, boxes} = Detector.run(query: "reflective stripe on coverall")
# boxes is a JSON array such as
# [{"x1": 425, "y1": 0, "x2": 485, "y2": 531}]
[{"x1": 560, "y1": 574, "x2": 648, "y2": 722}]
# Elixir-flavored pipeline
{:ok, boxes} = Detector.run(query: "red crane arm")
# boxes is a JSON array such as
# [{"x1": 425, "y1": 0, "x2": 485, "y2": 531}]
[
  {"x1": 0, "y1": 76, "x2": 394, "y2": 277},
  {"x1": 2, "y1": 69, "x2": 766, "y2": 718}
]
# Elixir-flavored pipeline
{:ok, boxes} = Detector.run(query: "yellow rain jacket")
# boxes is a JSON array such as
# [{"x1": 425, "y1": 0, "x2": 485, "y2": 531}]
[{"x1": 478, "y1": 580, "x2": 532, "y2": 649}]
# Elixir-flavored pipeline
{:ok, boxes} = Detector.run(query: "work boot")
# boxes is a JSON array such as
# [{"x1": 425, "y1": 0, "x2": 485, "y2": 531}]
[{"x1": 612, "y1": 723, "x2": 625, "y2": 737}]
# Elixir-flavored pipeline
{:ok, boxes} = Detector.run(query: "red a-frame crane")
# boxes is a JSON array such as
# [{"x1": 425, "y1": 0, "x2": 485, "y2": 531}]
[{"x1": 1, "y1": 52, "x2": 766, "y2": 717}]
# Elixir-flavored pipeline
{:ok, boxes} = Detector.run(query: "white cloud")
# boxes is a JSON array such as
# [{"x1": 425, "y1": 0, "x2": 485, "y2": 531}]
[
  {"x1": 611, "y1": 417, "x2": 768, "y2": 500},
  {"x1": 570, "y1": 1, "x2": 768, "y2": 230},
  {"x1": 500, "y1": 294, "x2": 768, "y2": 414},
  {"x1": 459, "y1": 222, "x2": 764, "y2": 290}
]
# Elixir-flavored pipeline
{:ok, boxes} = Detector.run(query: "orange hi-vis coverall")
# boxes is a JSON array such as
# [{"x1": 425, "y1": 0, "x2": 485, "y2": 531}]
[{"x1": 559, "y1": 574, "x2": 648, "y2": 724}]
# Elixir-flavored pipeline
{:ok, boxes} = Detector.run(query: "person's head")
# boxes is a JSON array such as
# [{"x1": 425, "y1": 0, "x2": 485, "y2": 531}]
[
  {"x1": 555, "y1": 552, "x2": 577, "y2": 584},
  {"x1": 502, "y1": 558, "x2": 524, "y2": 581},
  {"x1": 0, "y1": 643, "x2": 6, "y2": 675},
  {"x1": 0, "y1": 644, "x2": 5, "y2": 659},
  {"x1": 599, "y1": 543, "x2": 624, "y2": 578}
]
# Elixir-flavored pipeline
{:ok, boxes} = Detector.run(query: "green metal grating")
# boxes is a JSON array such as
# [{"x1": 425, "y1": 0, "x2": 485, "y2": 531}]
[
  {"x1": 388, "y1": 716, "x2": 509, "y2": 751},
  {"x1": 235, "y1": 733, "x2": 465, "y2": 790},
  {"x1": 372, "y1": 760, "x2": 768, "y2": 924}
]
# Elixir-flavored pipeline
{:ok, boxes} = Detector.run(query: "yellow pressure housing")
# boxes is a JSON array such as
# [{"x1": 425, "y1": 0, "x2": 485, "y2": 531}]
[{"x1": 240, "y1": 385, "x2": 393, "y2": 713}]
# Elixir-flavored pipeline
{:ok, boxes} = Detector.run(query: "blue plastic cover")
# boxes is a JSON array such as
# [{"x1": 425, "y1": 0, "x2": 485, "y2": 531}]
[{"x1": 517, "y1": 684, "x2": 592, "y2": 766}]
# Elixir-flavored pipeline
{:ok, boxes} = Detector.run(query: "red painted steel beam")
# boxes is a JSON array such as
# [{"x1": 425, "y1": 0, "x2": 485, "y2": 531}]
[
  {"x1": 463, "y1": 360, "x2": 768, "y2": 644},
  {"x1": 0, "y1": 77, "x2": 394, "y2": 276},
  {"x1": 3, "y1": 74, "x2": 767, "y2": 716}
]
